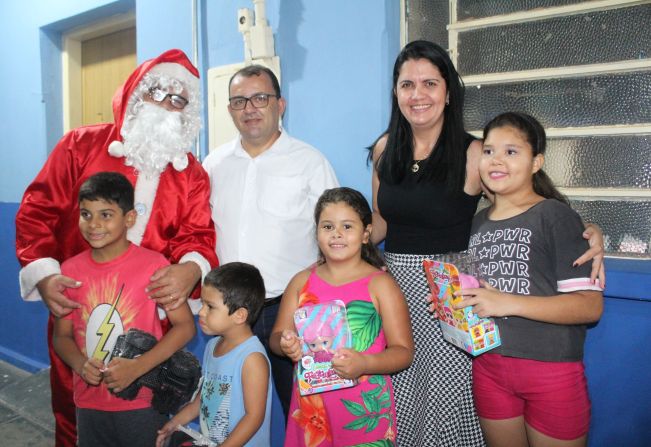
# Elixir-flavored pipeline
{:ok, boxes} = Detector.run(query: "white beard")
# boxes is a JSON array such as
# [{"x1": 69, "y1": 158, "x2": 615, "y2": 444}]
[{"x1": 120, "y1": 103, "x2": 193, "y2": 178}]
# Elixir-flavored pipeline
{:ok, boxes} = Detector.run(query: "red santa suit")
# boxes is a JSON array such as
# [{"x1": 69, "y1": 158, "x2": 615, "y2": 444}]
[{"x1": 15, "y1": 49, "x2": 218, "y2": 447}]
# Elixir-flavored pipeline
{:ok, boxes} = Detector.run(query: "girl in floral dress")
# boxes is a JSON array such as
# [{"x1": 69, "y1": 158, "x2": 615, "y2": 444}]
[{"x1": 271, "y1": 187, "x2": 414, "y2": 447}]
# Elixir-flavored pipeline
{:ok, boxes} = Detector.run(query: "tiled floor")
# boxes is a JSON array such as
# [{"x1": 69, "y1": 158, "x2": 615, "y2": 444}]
[{"x1": 0, "y1": 360, "x2": 54, "y2": 446}]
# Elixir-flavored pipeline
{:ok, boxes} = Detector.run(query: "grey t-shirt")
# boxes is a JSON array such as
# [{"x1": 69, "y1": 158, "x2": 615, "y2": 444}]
[{"x1": 468, "y1": 199, "x2": 598, "y2": 362}]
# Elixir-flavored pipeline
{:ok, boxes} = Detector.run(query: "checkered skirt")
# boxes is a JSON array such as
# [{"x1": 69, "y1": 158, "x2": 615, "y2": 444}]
[{"x1": 385, "y1": 251, "x2": 485, "y2": 447}]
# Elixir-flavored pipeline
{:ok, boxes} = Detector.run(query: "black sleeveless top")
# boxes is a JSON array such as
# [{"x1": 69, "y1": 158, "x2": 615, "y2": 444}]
[{"x1": 377, "y1": 138, "x2": 481, "y2": 255}]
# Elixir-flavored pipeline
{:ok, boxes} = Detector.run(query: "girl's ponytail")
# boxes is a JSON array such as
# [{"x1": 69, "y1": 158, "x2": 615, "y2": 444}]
[{"x1": 533, "y1": 170, "x2": 569, "y2": 205}]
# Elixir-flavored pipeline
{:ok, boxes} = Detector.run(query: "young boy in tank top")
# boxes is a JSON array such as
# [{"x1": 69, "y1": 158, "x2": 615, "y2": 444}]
[{"x1": 156, "y1": 262, "x2": 272, "y2": 447}]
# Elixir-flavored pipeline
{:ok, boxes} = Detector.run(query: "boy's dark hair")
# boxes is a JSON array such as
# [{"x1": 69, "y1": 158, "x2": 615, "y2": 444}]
[
  {"x1": 314, "y1": 187, "x2": 386, "y2": 269},
  {"x1": 78, "y1": 172, "x2": 135, "y2": 213},
  {"x1": 203, "y1": 262, "x2": 266, "y2": 325},
  {"x1": 483, "y1": 111, "x2": 569, "y2": 205}
]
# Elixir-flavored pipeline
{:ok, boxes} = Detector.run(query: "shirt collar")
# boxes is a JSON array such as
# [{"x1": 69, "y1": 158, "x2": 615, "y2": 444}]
[{"x1": 234, "y1": 127, "x2": 289, "y2": 159}]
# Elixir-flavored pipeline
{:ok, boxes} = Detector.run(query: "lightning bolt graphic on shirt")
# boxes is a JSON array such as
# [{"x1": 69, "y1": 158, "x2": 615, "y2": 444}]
[{"x1": 92, "y1": 284, "x2": 124, "y2": 362}]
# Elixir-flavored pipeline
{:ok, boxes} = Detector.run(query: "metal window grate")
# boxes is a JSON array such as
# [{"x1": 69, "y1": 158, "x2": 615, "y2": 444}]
[{"x1": 406, "y1": 0, "x2": 651, "y2": 257}]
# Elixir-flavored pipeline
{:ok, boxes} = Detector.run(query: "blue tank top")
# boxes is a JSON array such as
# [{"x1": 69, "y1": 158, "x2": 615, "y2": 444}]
[{"x1": 200, "y1": 335, "x2": 271, "y2": 446}]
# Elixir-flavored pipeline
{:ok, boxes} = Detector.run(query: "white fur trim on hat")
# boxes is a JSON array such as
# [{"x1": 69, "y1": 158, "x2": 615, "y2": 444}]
[
  {"x1": 148, "y1": 62, "x2": 199, "y2": 96},
  {"x1": 108, "y1": 140, "x2": 126, "y2": 158}
]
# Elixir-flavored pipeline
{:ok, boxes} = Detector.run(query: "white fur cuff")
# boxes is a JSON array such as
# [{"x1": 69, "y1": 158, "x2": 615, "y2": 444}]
[
  {"x1": 19, "y1": 257, "x2": 61, "y2": 301},
  {"x1": 179, "y1": 251, "x2": 212, "y2": 281}
]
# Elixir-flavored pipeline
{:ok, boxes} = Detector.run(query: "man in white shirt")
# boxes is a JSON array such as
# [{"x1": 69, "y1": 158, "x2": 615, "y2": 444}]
[{"x1": 203, "y1": 65, "x2": 338, "y2": 417}]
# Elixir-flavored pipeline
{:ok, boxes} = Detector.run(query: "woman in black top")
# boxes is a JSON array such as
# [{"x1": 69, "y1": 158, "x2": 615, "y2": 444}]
[{"x1": 370, "y1": 40, "x2": 604, "y2": 447}]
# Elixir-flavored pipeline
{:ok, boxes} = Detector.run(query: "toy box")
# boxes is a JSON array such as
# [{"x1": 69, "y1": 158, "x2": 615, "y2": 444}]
[
  {"x1": 423, "y1": 260, "x2": 501, "y2": 356},
  {"x1": 294, "y1": 300, "x2": 356, "y2": 396}
]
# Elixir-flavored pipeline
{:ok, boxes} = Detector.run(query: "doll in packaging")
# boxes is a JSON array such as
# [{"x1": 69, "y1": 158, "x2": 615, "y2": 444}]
[{"x1": 294, "y1": 300, "x2": 356, "y2": 395}]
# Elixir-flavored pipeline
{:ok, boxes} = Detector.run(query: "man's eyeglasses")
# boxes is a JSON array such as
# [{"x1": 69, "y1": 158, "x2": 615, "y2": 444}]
[
  {"x1": 148, "y1": 88, "x2": 189, "y2": 110},
  {"x1": 229, "y1": 93, "x2": 278, "y2": 110}
]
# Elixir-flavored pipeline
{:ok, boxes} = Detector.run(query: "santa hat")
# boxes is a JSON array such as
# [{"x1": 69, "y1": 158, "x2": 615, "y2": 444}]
[
  {"x1": 108, "y1": 49, "x2": 199, "y2": 169},
  {"x1": 147, "y1": 62, "x2": 199, "y2": 94}
]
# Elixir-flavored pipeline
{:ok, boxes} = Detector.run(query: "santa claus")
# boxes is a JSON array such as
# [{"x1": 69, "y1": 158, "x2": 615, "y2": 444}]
[{"x1": 15, "y1": 49, "x2": 218, "y2": 446}]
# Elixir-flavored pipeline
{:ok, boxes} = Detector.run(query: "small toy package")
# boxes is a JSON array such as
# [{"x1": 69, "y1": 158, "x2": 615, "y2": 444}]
[
  {"x1": 294, "y1": 300, "x2": 356, "y2": 396},
  {"x1": 423, "y1": 259, "x2": 501, "y2": 356}
]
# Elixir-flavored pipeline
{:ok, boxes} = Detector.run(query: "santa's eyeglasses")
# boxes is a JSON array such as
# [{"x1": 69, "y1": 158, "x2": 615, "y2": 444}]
[{"x1": 148, "y1": 88, "x2": 189, "y2": 110}]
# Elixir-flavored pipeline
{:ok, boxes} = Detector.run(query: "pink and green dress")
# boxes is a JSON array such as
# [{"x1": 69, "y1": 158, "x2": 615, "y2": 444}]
[{"x1": 284, "y1": 269, "x2": 397, "y2": 447}]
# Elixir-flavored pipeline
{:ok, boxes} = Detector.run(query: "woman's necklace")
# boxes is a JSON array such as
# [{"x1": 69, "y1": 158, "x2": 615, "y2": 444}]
[
  {"x1": 411, "y1": 152, "x2": 431, "y2": 173},
  {"x1": 412, "y1": 143, "x2": 434, "y2": 173}
]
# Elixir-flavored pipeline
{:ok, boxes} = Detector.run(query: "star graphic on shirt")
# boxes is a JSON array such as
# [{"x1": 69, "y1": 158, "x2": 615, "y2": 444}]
[
  {"x1": 478, "y1": 263, "x2": 488, "y2": 276},
  {"x1": 482, "y1": 231, "x2": 494, "y2": 243},
  {"x1": 478, "y1": 246, "x2": 490, "y2": 259}
]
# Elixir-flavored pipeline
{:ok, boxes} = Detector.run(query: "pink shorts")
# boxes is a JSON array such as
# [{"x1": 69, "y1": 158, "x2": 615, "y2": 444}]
[{"x1": 473, "y1": 353, "x2": 591, "y2": 440}]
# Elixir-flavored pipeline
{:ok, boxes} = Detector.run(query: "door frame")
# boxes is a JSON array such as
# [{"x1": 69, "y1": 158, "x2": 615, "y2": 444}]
[{"x1": 62, "y1": 12, "x2": 136, "y2": 132}]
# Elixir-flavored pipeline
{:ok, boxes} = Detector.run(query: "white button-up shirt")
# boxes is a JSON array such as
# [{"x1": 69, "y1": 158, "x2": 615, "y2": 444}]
[{"x1": 203, "y1": 129, "x2": 339, "y2": 298}]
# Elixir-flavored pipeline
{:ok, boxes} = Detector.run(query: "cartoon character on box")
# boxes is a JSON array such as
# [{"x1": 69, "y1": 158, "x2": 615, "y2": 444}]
[
  {"x1": 423, "y1": 260, "x2": 501, "y2": 356},
  {"x1": 304, "y1": 321, "x2": 335, "y2": 363},
  {"x1": 294, "y1": 300, "x2": 356, "y2": 395}
]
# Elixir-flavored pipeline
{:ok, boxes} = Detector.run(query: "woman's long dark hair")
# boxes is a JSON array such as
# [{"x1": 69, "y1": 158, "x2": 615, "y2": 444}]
[
  {"x1": 370, "y1": 40, "x2": 468, "y2": 194},
  {"x1": 483, "y1": 112, "x2": 568, "y2": 205},
  {"x1": 314, "y1": 187, "x2": 385, "y2": 269}
]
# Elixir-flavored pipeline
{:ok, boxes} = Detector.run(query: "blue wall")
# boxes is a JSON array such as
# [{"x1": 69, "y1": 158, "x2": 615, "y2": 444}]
[
  {"x1": 1, "y1": 1, "x2": 650, "y2": 446},
  {"x1": 584, "y1": 260, "x2": 651, "y2": 445},
  {"x1": 0, "y1": 203, "x2": 50, "y2": 371},
  {"x1": 1, "y1": 0, "x2": 137, "y2": 202}
]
